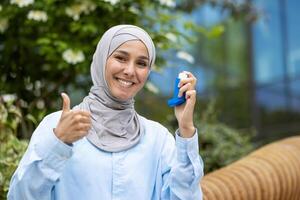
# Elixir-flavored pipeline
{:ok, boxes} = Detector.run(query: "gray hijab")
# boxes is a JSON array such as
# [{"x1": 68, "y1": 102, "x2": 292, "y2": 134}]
[{"x1": 74, "y1": 25, "x2": 156, "y2": 152}]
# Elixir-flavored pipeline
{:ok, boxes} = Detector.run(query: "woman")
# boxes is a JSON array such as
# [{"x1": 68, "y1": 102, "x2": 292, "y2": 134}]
[{"x1": 8, "y1": 25, "x2": 203, "y2": 200}]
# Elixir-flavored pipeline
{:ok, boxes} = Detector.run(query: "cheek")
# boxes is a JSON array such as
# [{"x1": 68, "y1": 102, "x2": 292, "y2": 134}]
[
  {"x1": 137, "y1": 70, "x2": 150, "y2": 84},
  {"x1": 106, "y1": 60, "x2": 119, "y2": 78}
]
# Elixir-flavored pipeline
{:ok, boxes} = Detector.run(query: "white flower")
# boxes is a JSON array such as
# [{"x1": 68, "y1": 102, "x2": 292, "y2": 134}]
[
  {"x1": 65, "y1": 1, "x2": 96, "y2": 21},
  {"x1": 1, "y1": 94, "x2": 17, "y2": 102},
  {"x1": 165, "y1": 32, "x2": 177, "y2": 42},
  {"x1": 36, "y1": 100, "x2": 45, "y2": 109},
  {"x1": 27, "y1": 10, "x2": 48, "y2": 22},
  {"x1": 19, "y1": 99, "x2": 28, "y2": 108},
  {"x1": 176, "y1": 51, "x2": 195, "y2": 64},
  {"x1": 65, "y1": 5, "x2": 82, "y2": 21},
  {"x1": 62, "y1": 49, "x2": 85, "y2": 64},
  {"x1": 129, "y1": 6, "x2": 139, "y2": 14},
  {"x1": 10, "y1": 0, "x2": 34, "y2": 8},
  {"x1": 103, "y1": 0, "x2": 119, "y2": 6},
  {"x1": 0, "y1": 18, "x2": 8, "y2": 33},
  {"x1": 159, "y1": 0, "x2": 176, "y2": 7},
  {"x1": 81, "y1": 1, "x2": 96, "y2": 14},
  {"x1": 145, "y1": 82, "x2": 159, "y2": 94}
]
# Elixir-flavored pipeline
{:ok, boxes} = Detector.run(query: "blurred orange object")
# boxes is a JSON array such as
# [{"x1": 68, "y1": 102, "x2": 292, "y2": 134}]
[{"x1": 200, "y1": 136, "x2": 300, "y2": 200}]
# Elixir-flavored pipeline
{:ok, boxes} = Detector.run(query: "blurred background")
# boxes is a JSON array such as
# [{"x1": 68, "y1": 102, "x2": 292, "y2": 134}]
[
  {"x1": 0, "y1": 0, "x2": 299, "y2": 198},
  {"x1": 146, "y1": 0, "x2": 300, "y2": 143}
]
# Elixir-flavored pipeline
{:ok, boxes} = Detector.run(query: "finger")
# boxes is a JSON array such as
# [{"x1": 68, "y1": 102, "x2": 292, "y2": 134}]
[
  {"x1": 184, "y1": 90, "x2": 197, "y2": 115},
  {"x1": 77, "y1": 130, "x2": 90, "y2": 137},
  {"x1": 183, "y1": 71, "x2": 195, "y2": 79},
  {"x1": 73, "y1": 110, "x2": 91, "y2": 118},
  {"x1": 75, "y1": 123, "x2": 91, "y2": 132},
  {"x1": 185, "y1": 90, "x2": 197, "y2": 103},
  {"x1": 74, "y1": 130, "x2": 89, "y2": 138},
  {"x1": 179, "y1": 77, "x2": 197, "y2": 88},
  {"x1": 80, "y1": 116, "x2": 91, "y2": 124},
  {"x1": 61, "y1": 93, "x2": 71, "y2": 112},
  {"x1": 72, "y1": 115, "x2": 91, "y2": 124},
  {"x1": 178, "y1": 83, "x2": 192, "y2": 97},
  {"x1": 73, "y1": 130, "x2": 90, "y2": 141}
]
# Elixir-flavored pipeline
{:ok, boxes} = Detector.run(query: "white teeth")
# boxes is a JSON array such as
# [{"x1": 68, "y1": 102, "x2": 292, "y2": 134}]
[{"x1": 117, "y1": 79, "x2": 133, "y2": 86}]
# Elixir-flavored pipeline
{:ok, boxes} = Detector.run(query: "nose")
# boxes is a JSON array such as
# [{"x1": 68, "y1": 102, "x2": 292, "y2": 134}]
[{"x1": 123, "y1": 61, "x2": 135, "y2": 76}]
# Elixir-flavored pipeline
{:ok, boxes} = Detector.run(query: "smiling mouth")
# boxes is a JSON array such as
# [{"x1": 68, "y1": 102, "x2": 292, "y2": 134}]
[{"x1": 116, "y1": 78, "x2": 134, "y2": 87}]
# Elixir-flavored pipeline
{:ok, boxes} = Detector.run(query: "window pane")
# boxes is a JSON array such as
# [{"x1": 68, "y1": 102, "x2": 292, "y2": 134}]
[
  {"x1": 287, "y1": 1, "x2": 300, "y2": 78},
  {"x1": 252, "y1": 0, "x2": 284, "y2": 84}
]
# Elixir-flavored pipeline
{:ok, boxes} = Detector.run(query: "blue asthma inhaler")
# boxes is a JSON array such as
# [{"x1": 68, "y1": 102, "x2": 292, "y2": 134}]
[{"x1": 167, "y1": 72, "x2": 188, "y2": 107}]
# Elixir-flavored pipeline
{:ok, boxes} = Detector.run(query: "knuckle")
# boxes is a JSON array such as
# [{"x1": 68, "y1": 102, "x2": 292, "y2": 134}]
[
  {"x1": 186, "y1": 90, "x2": 193, "y2": 95},
  {"x1": 75, "y1": 115, "x2": 82, "y2": 122},
  {"x1": 80, "y1": 130, "x2": 88, "y2": 136},
  {"x1": 84, "y1": 125, "x2": 90, "y2": 131},
  {"x1": 78, "y1": 123, "x2": 90, "y2": 131},
  {"x1": 77, "y1": 123, "x2": 84, "y2": 130},
  {"x1": 87, "y1": 119, "x2": 92, "y2": 124},
  {"x1": 75, "y1": 125, "x2": 81, "y2": 131}
]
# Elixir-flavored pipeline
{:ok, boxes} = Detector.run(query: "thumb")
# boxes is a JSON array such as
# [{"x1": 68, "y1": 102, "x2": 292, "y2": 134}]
[{"x1": 61, "y1": 93, "x2": 71, "y2": 112}]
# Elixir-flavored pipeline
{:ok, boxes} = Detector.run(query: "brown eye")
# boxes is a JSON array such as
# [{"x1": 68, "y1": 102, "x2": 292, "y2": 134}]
[
  {"x1": 115, "y1": 55, "x2": 126, "y2": 62},
  {"x1": 138, "y1": 62, "x2": 146, "y2": 67},
  {"x1": 137, "y1": 60, "x2": 148, "y2": 68}
]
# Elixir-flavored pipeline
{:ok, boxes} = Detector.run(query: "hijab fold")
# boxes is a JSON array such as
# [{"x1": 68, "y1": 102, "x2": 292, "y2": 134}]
[{"x1": 73, "y1": 25, "x2": 156, "y2": 152}]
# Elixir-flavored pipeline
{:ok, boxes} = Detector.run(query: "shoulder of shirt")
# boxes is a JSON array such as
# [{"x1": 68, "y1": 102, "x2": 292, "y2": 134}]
[
  {"x1": 137, "y1": 114, "x2": 172, "y2": 138},
  {"x1": 42, "y1": 110, "x2": 62, "y2": 121},
  {"x1": 29, "y1": 110, "x2": 63, "y2": 144},
  {"x1": 33, "y1": 110, "x2": 62, "y2": 129}
]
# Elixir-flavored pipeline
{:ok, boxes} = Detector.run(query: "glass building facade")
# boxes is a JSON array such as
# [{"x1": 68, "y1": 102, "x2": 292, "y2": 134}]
[{"x1": 252, "y1": 0, "x2": 300, "y2": 140}]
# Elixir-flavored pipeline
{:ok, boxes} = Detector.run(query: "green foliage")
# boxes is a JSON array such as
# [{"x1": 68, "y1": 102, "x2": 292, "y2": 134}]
[
  {"x1": 198, "y1": 100, "x2": 255, "y2": 173},
  {"x1": 0, "y1": 135, "x2": 28, "y2": 199},
  {"x1": 0, "y1": 97, "x2": 29, "y2": 199},
  {"x1": 199, "y1": 123, "x2": 255, "y2": 174}
]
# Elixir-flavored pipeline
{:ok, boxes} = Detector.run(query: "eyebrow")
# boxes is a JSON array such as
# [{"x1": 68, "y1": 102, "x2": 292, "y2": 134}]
[{"x1": 114, "y1": 50, "x2": 149, "y2": 61}]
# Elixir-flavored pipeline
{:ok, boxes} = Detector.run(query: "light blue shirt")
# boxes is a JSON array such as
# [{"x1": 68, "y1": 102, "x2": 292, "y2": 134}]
[{"x1": 8, "y1": 111, "x2": 203, "y2": 200}]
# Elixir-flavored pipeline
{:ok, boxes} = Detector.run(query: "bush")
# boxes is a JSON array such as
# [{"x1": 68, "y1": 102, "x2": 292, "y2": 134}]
[
  {"x1": 199, "y1": 123, "x2": 255, "y2": 173},
  {"x1": 0, "y1": 96, "x2": 28, "y2": 199},
  {"x1": 0, "y1": 135, "x2": 28, "y2": 199},
  {"x1": 198, "y1": 101, "x2": 255, "y2": 173}
]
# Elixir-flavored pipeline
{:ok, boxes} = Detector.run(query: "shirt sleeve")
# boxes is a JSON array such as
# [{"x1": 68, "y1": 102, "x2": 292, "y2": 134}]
[
  {"x1": 160, "y1": 129, "x2": 204, "y2": 200},
  {"x1": 7, "y1": 113, "x2": 73, "y2": 200}
]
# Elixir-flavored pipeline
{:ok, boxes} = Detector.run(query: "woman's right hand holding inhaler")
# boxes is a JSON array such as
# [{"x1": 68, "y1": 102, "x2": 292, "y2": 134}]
[{"x1": 54, "y1": 93, "x2": 91, "y2": 144}]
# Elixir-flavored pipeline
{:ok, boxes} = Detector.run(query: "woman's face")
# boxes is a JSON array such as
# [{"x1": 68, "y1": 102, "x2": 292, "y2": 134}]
[{"x1": 105, "y1": 40, "x2": 150, "y2": 101}]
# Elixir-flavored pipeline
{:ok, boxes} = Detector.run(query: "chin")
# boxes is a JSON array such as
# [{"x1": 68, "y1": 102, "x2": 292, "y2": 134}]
[{"x1": 114, "y1": 92, "x2": 133, "y2": 101}]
